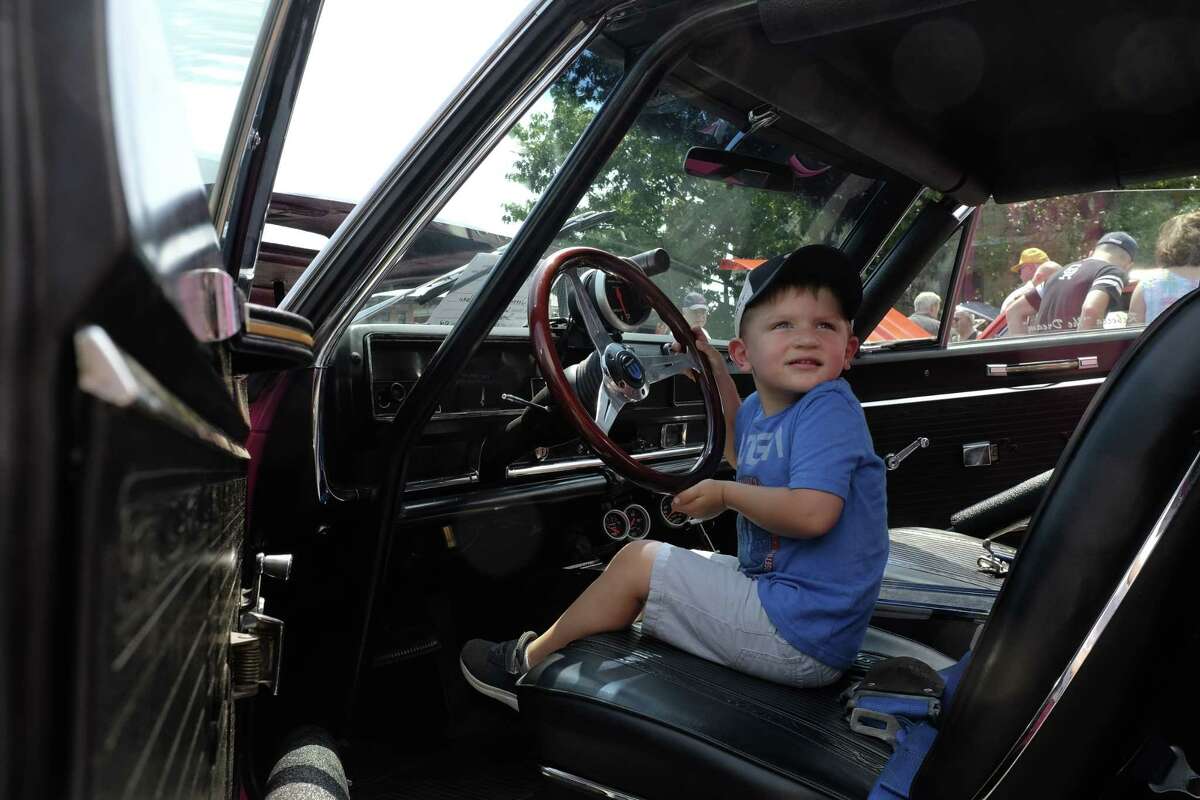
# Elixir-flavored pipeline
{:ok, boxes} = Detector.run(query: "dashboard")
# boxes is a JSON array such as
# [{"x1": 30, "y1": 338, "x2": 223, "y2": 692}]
[{"x1": 329, "y1": 324, "x2": 738, "y2": 505}]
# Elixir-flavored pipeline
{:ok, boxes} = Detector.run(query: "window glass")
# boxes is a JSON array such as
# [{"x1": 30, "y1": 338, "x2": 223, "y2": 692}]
[
  {"x1": 156, "y1": 0, "x2": 271, "y2": 185},
  {"x1": 862, "y1": 224, "x2": 964, "y2": 346},
  {"x1": 540, "y1": 87, "x2": 880, "y2": 343},
  {"x1": 354, "y1": 59, "x2": 883, "y2": 339},
  {"x1": 351, "y1": 50, "x2": 622, "y2": 328},
  {"x1": 273, "y1": 1, "x2": 529, "y2": 206},
  {"x1": 951, "y1": 181, "x2": 1200, "y2": 340}
]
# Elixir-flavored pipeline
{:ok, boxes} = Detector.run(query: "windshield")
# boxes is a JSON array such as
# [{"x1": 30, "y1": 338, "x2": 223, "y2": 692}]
[{"x1": 355, "y1": 58, "x2": 881, "y2": 340}]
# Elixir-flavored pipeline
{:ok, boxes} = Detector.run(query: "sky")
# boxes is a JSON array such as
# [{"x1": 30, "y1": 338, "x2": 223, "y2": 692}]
[{"x1": 166, "y1": 0, "x2": 537, "y2": 237}]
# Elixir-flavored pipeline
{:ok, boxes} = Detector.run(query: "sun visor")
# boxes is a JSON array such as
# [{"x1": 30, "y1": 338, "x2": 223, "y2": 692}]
[{"x1": 758, "y1": 0, "x2": 977, "y2": 44}]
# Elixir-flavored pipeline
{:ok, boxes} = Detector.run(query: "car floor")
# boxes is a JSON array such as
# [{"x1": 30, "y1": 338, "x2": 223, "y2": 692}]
[
  {"x1": 341, "y1": 639, "x2": 544, "y2": 800},
  {"x1": 346, "y1": 731, "x2": 541, "y2": 800}
]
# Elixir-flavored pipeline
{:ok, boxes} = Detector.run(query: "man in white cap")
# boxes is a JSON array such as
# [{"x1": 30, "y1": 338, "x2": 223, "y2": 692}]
[{"x1": 681, "y1": 290, "x2": 711, "y2": 337}]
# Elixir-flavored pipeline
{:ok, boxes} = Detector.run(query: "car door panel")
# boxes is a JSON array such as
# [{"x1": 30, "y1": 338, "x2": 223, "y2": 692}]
[
  {"x1": 1, "y1": 0, "x2": 319, "y2": 796},
  {"x1": 847, "y1": 330, "x2": 1138, "y2": 527},
  {"x1": 74, "y1": 328, "x2": 249, "y2": 800}
]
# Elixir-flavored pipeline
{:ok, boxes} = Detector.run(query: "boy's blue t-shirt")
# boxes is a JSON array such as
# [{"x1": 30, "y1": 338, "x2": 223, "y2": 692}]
[{"x1": 733, "y1": 378, "x2": 888, "y2": 670}]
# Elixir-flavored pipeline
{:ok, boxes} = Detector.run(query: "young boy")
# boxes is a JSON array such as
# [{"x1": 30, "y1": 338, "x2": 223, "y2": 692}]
[{"x1": 460, "y1": 244, "x2": 888, "y2": 708}]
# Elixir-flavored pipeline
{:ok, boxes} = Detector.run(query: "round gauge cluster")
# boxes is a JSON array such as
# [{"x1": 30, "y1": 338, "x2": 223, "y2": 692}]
[
  {"x1": 600, "y1": 503, "x2": 654, "y2": 541},
  {"x1": 593, "y1": 271, "x2": 652, "y2": 331}
]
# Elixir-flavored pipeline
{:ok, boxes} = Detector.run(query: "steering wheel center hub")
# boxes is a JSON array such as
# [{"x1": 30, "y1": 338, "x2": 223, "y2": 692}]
[{"x1": 602, "y1": 343, "x2": 649, "y2": 399}]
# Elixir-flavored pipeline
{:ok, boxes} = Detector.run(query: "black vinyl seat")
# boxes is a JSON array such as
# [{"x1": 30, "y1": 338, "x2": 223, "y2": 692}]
[
  {"x1": 880, "y1": 526, "x2": 1010, "y2": 619},
  {"x1": 519, "y1": 626, "x2": 951, "y2": 799}
]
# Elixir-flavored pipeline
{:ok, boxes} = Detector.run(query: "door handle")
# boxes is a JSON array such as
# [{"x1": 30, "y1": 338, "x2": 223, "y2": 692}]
[
  {"x1": 986, "y1": 356, "x2": 1098, "y2": 377},
  {"x1": 885, "y1": 437, "x2": 929, "y2": 471}
]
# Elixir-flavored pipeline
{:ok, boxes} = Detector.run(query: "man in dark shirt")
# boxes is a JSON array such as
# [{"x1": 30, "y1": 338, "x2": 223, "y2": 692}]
[{"x1": 1007, "y1": 232, "x2": 1137, "y2": 335}]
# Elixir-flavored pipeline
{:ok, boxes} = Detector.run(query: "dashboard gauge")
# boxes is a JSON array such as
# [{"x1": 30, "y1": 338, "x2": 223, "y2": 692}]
[
  {"x1": 624, "y1": 504, "x2": 651, "y2": 540},
  {"x1": 602, "y1": 508, "x2": 631, "y2": 541},
  {"x1": 659, "y1": 495, "x2": 689, "y2": 528},
  {"x1": 592, "y1": 271, "x2": 652, "y2": 331}
]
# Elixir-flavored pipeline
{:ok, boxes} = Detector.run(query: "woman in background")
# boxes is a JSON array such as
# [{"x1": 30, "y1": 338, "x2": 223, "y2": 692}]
[{"x1": 1129, "y1": 210, "x2": 1200, "y2": 326}]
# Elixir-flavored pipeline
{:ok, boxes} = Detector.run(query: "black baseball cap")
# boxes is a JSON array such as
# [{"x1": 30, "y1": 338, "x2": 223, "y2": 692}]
[
  {"x1": 733, "y1": 244, "x2": 862, "y2": 335},
  {"x1": 1097, "y1": 231, "x2": 1138, "y2": 259}
]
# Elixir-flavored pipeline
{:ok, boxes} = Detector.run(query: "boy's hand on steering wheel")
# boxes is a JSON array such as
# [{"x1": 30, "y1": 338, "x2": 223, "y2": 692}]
[
  {"x1": 671, "y1": 326, "x2": 728, "y2": 382},
  {"x1": 672, "y1": 479, "x2": 728, "y2": 522}
]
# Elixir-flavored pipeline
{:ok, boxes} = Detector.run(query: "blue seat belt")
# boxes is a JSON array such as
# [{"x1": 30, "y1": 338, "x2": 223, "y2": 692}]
[{"x1": 864, "y1": 654, "x2": 972, "y2": 800}]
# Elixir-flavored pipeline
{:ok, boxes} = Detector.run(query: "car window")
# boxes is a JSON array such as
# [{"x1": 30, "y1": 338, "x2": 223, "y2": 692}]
[
  {"x1": 354, "y1": 60, "x2": 883, "y2": 339},
  {"x1": 156, "y1": 0, "x2": 271, "y2": 187},
  {"x1": 950, "y1": 180, "x2": 1200, "y2": 342},
  {"x1": 540, "y1": 88, "x2": 880, "y2": 343},
  {"x1": 350, "y1": 49, "x2": 624, "y2": 329},
  {"x1": 862, "y1": 223, "x2": 965, "y2": 346}
]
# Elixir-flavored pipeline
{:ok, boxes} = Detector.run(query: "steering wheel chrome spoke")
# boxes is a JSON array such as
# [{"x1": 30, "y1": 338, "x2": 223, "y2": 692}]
[
  {"x1": 639, "y1": 350, "x2": 701, "y2": 386},
  {"x1": 595, "y1": 382, "x2": 628, "y2": 434},
  {"x1": 564, "y1": 267, "x2": 616, "y2": 356}
]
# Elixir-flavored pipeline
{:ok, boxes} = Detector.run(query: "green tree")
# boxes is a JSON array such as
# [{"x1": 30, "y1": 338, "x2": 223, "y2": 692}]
[{"x1": 502, "y1": 52, "x2": 869, "y2": 338}]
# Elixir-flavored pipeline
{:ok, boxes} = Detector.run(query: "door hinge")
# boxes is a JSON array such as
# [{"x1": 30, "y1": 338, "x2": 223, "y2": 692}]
[{"x1": 230, "y1": 552, "x2": 291, "y2": 699}]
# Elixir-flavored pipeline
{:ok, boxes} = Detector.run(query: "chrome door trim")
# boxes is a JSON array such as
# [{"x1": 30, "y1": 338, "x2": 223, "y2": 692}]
[
  {"x1": 305, "y1": 8, "x2": 609, "y2": 503},
  {"x1": 977, "y1": 449, "x2": 1200, "y2": 799},
  {"x1": 985, "y1": 356, "x2": 1099, "y2": 377},
  {"x1": 176, "y1": 268, "x2": 246, "y2": 342},
  {"x1": 860, "y1": 377, "x2": 1105, "y2": 409},
  {"x1": 540, "y1": 766, "x2": 646, "y2": 800},
  {"x1": 75, "y1": 326, "x2": 250, "y2": 460}
]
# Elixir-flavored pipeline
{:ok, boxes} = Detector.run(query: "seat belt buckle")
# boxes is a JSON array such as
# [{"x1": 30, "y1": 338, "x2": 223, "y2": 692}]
[{"x1": 850, "y1": 707, "x2": 904, "y2": 747}]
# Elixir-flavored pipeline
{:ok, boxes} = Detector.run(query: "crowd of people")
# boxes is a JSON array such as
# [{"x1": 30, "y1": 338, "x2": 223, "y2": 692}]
[{"x1": 912, "y1": 209, "x2": 1200, "y2": 342}]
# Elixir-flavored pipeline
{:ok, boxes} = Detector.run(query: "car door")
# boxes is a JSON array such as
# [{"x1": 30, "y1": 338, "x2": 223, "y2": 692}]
[
  {"x1": 0, "y1": 1, "x2": 320, "y2": 797},
  {"x1": 845, "y1": 185, "x2": 1195, "y2": 529}
]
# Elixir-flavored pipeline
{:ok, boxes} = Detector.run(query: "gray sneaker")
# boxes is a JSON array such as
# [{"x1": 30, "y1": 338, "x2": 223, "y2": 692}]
[{"x1": 459, "y1": 631, "x2": 537, "y2": 711}]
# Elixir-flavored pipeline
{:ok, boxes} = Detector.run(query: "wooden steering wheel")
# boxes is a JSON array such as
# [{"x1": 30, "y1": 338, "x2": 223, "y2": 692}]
[{"x1": 528, "y1": 247, "x2": 726, "y2": 494}]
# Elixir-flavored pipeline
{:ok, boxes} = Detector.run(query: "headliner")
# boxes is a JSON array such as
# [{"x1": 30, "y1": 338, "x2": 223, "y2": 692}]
[{"x1": 613, "y1": 0, "x2": 1200, "y2": 203}]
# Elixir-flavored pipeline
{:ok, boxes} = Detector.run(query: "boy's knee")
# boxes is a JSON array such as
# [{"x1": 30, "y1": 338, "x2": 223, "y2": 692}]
[
  {"x1": 611, "y1": 539, "x2": 658, "y2": 568},
  {"x1": 609, "y1": 540, "x2": 660, "y2": 586}
]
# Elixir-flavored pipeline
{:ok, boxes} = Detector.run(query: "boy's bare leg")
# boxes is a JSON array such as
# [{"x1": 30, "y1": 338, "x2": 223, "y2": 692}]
[{"x1": 525, "y1": 540, "x2": 660, "y2": 669}]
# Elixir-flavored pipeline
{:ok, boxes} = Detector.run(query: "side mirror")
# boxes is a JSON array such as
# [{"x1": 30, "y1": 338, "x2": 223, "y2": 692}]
[{"x1": 683, "y1": 146, "x2": 807, "y2": 193}]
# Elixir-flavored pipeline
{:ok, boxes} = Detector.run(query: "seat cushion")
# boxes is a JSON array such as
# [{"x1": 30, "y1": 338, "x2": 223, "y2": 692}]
[
  {"x1": 879, "y1": 527, "x2": 1010, "y2": 619},
  {"x1": 519, "y1": 627, "x2": 951, "y2": 799}
]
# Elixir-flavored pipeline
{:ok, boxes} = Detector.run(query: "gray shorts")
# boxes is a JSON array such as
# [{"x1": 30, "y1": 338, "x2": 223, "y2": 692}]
[{"x1": 641, "y1": 543, "x2": 842, "y2": 688}]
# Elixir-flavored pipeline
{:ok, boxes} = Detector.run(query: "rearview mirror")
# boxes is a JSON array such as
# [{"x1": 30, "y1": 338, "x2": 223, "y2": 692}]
[{"x1": 683, "y1": 147, "x2": 801, "y2": 193}]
